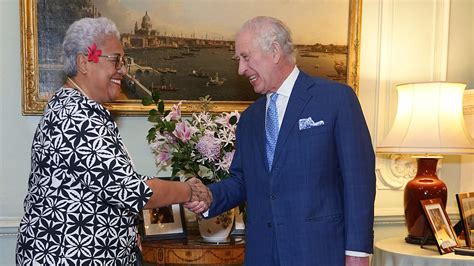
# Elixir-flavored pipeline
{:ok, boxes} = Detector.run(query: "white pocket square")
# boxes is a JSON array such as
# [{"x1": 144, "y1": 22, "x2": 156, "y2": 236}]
[{"x1": 299, "y1": 117, "x2": 325, "y2": 130}]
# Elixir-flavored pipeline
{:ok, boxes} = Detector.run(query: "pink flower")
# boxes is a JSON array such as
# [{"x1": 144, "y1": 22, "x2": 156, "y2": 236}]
[
  {"x1": 165, "y1": 101, "x2": 182, "y2": 121},
  {"x1": 173, "y1": 121, "x2": 195, "y2": 142},
  {"x1": 156, "y1": 149, "x2": 171, "y2": 164},
  {"x1": 87, "y1": 43, "x2": 102, "y2": 63}
]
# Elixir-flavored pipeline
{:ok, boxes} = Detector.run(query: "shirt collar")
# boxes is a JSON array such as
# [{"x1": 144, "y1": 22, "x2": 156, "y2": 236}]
[{"x1": 267, "y1": 66, "x2": 299, "y2": 99}]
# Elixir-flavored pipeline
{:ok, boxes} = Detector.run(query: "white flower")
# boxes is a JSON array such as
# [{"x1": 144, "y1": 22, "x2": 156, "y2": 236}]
[{"x1": 216, "y1": 150, "x2": 235, "y2": 173}]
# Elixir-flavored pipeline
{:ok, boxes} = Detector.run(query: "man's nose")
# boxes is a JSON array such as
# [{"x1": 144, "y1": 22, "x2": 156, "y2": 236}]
[{"x1": 237, "y1": 60, "x2": 246, "y2": 76}]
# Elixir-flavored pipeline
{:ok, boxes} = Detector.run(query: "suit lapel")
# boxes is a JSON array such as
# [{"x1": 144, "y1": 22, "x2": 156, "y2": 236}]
[
  {"x1": 252, "y1": 97, "x2": 268, "y2": 172},
  {"x1": 273, "y1": 72, "x2": 314, "y2": 167}
]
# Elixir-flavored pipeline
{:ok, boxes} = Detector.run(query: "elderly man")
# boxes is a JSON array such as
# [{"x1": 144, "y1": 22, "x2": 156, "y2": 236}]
[{"x1": 187, "y1": 16, "x2": 375, "y2": 266}]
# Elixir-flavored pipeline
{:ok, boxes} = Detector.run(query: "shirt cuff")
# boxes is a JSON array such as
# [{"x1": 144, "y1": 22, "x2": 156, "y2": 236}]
[
  {"x1": 345, "y1": 250, "x2": 370, "y2": 257},
  {"x1": 202, "y1": 210, "x2": 209, "y2": 218}
]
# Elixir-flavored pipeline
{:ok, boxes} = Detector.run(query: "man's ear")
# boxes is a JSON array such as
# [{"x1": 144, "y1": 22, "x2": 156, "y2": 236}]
[
  {"x1": 271, "y1": 42, "x2": 282, "y2": 63},
  {"x1": 76, "y1": 54, "x2": 88, "y2": 74}
]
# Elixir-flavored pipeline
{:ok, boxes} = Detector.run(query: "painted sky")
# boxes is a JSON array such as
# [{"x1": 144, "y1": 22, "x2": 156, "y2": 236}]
[{"x1": 93, "y1": 0, "x2": 350, "y2": 45}]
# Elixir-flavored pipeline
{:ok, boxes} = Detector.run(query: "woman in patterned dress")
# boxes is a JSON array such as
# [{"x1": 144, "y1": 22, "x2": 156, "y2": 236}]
[{"x1": 16, "y1": 17, "x2": 210, "y2": 265}]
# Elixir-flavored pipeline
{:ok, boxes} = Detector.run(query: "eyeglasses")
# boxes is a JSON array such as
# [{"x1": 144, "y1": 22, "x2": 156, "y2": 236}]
[
  {"x1": 86, "y1": 53, "x2": 131, "y2": 70},
  {"x1": 100, "y1": 54, "x2": 131, "y2": 70}
]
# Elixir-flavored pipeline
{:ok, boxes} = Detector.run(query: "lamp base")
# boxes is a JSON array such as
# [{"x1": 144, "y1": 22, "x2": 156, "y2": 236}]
[
  {"x1": 404, "y1": 235, "x2": 436, "y2": 245},
  {"x1": 404, "y1": 157, "x2": 447, "y2": 244}
]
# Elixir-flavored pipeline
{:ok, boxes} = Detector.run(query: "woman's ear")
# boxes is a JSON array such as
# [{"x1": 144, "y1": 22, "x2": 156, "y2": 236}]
[{"x1": 76, "y1": 54, "x2": 88, "y2": 74}]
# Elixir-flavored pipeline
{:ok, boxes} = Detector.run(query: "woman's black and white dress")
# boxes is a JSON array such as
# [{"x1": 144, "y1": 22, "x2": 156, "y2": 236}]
[{"x1": 16, "y1": 88, "x2": 153, "y2": 265}]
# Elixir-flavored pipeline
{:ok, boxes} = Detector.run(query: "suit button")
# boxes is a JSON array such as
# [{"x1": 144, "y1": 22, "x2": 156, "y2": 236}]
[
  {"x1": 270, "y1": 194, "x2": 276, "y2": 200},
  {"x1": 267, "y1": 222, "x2": 272, "y2": 228}
]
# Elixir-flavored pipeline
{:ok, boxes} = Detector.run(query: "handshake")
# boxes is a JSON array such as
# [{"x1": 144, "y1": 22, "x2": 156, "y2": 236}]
[{"x1": 184, "y1": 177, "x2": 213, "y2": 214}]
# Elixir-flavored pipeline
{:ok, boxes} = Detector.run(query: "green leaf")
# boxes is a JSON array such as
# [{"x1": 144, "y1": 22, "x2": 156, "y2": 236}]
[
  {"x1": 142, "y1": 97, "x2": 154, "y2": 106},
  {"x1": 149, "y1": 109, "x2": 158, "y2": 116},
  {"x1": 158, "y1": 100, "x2": 165, "y2": 114},
  {"x1": 171, "y1": 167, "x2": 179, "y2": 177},
  {"x1": 148, "y1": 114, "x2": 159, "y2": 123},
  {"x1": 152, "y1": 90, "x2": 161, "y2": 102},
  {"x1": 173, "y1": 152, "x2": 186, "y2": 160},
  {"x1": 165, "y1": 121, "x2": 176, "y2": 132},
  {"x1": 146, "y1": 127, "x2": 156, "y2": 142},
  {"x1": 229, "y1": 115, "x2": 238, "y2": 125}
]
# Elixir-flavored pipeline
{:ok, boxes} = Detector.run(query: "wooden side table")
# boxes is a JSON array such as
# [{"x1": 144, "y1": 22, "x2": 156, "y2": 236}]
[{"x1": 142, "y1": 235, "x2": 245, "y2": 265}]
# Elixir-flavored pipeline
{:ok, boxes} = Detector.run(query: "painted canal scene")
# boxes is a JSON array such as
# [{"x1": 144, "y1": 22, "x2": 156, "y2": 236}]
[{"x1": 37, "y1": 0, "x2": 350, "y2": 102}]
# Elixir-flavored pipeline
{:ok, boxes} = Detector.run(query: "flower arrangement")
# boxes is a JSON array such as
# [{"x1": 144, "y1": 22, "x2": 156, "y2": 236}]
[{"x1": 142, "y1": 93, "x2": 240, "y2": 185}]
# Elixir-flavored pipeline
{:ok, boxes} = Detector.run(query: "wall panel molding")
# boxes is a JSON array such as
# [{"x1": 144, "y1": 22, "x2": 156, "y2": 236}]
[{"x1": 0, "y1": 217, "x2": 21, "y2": 238}]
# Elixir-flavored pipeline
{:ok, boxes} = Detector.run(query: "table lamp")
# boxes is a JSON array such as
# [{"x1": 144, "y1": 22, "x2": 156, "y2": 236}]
[{"x1": 377, "y1": 82, "x2": 474, "y2": 244}]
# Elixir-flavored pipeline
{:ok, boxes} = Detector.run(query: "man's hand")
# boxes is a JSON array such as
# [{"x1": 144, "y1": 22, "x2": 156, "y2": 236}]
[
  {"x1": 184, "y1": 177, "x2": 213, "y2": 214},
  {"x1": 345, "y1": 255, "x2": 369, "y2": 266}
]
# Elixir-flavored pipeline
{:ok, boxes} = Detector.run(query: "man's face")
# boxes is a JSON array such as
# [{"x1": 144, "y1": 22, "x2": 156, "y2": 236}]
[
  {"x1": 234, "y1": 30, "x2": 279, "y2": 95},
  {"x1": 86, "y1": 35, "x2": 126, "y2": 103}
]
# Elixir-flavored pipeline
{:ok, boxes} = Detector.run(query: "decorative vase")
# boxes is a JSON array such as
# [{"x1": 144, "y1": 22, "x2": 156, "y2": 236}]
[
  {"x1": 196, "y1": 208, "x2": 235, "y2": 243},
  {"x1": 404, "y1": 157, "x2": 447, "y2": 244}
]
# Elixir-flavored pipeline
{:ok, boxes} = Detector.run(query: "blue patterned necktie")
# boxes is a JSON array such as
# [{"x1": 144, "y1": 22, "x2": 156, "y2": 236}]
[{"x1": 266, "y1": 93, "x2": 279, "y2": 170}]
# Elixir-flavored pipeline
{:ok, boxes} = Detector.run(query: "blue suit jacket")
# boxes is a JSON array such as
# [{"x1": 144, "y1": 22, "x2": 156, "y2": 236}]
[{"x1": 209, "y1": 72, "x2": 376, "y2": 265}]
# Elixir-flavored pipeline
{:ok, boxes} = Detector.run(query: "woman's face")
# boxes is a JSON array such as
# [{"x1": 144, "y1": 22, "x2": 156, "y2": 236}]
[{"x1": 86, "y1": 35, "x2": 126, "y2": 104}]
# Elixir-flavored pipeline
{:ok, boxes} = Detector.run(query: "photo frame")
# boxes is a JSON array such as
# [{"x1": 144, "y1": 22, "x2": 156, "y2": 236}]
[
  {"x1": 20, "y1": 0, "x2": 362, "y2": 115},
  {"x1": 456, "y1": 192, "x2": 474, "y2": 247},
  {"x1": 420, "y1": 198, "x2": 460, "y2": 254},
  {"x1": 231, "y1": 209, "x2": 245, "y2": 236},
  {"x1": 139, "y1": 203, "x2": 187, "y2": 241}
]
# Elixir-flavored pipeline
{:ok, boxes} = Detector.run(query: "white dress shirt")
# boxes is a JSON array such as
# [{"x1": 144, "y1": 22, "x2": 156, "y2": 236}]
[{"x1": 265, "y1": 66, "x2": 299, "y2": 128}]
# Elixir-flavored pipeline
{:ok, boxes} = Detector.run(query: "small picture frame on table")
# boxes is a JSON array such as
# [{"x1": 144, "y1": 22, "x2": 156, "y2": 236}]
[
  {"x1": 139, "y1": 203, "x2": 187, "y2": 240},
  {"x1": 420, "y1": 198, "x2": 460, "y2": 254},
  {"x1": 456, "y1": 192, "x2": 474, "y2": 247},
  {"x1": 231, "y1": 209, "x2": 246, "y2": 236}
]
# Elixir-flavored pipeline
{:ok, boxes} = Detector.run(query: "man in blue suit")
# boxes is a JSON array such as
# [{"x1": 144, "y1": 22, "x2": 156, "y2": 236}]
[{"x1": 187, "y1": 16, "x2": 375, "y2": 266}]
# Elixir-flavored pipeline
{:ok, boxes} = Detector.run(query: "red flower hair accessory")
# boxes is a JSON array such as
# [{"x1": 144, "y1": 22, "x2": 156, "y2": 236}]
[{"x1": 87, "y1": 43, "x2": 102, "y2": 63}]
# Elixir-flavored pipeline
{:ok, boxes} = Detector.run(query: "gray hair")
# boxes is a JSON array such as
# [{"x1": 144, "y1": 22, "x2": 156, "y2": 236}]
[
  {"x1": 62, "y1": 17, "x2": 120, "y2": 76},
  {"x1": 238, "y1": 16, "x2": 296, "y2": 63}
]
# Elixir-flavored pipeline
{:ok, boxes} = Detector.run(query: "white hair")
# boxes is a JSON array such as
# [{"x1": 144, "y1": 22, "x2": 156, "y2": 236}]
[
  {"x1": 238, "y1": 16, "x2": 296, "y2": 63},
  {"x1": 62, "y1": 17, "x2": 120, "y2": 76}
]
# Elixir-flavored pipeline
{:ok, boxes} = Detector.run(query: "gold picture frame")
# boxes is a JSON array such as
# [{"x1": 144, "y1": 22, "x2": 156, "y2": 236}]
[
  {"x1": 456, "y1": 192, "x2": 474, "y2": 247},
  {"x1": 20, "y1": 0, "x2": 362, "y2": 115},
  {"x1": 420, "y1": 198, "x2": 460, "y2": 254},
  {"x1": 139, "y1": 204, "x2": 187, "y2": 241}
]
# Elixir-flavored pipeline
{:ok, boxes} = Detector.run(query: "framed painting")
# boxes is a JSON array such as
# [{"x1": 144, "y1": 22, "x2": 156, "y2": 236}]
[
  {"x1": 420, "y1": 198, "x2": 460, "y2": 254},
  {"x1": 139, "y1": 204, "x2": 187, "y2": 241},
  {"x1": 456, "y1": 192, "x2": 474, "y2": 247},
  {"x1": 20, "y1": 0, "x2": 362, "y2": 115}
]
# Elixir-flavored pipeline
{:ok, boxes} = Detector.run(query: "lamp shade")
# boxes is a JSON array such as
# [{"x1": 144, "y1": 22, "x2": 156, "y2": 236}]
[{"x1": 377, "y1": 82, "x2": 474, "y2": 155}]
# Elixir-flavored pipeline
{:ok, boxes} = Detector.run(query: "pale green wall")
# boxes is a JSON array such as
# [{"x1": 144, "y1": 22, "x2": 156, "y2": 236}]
[
  {"x1": 447, "y1": 0, "x2": 474, "y2": 89},
  {"x1": 1, "y1": 1, "x2": 31, "y2": 264},
  {"x1": 0, "y1": 1, "x2": 159, "y2": 265}
]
